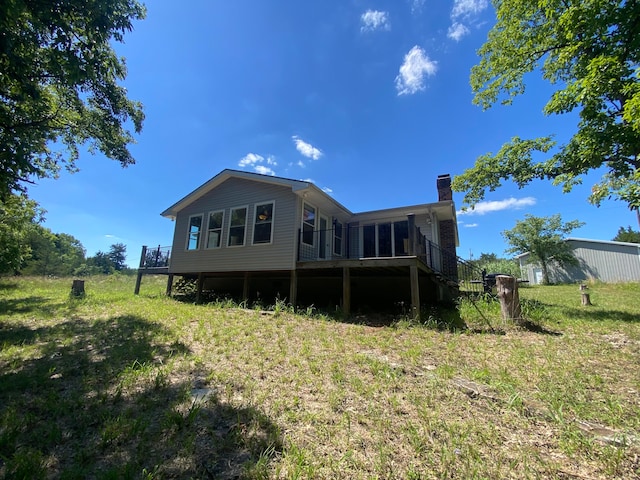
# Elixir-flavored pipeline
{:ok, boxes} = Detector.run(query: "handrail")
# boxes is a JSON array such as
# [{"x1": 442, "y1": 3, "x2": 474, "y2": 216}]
[{"x1": 139, "y1": 245, "x2": 171, "y2": 269}]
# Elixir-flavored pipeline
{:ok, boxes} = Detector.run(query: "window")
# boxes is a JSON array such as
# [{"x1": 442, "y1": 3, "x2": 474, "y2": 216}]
[
  {"x1": 302, "y1": 203, "x2": 316, "y2": 246},
  {"x1": 206, "y1": 210, "x2": 224, "y2": 249},
  {"x1": 362, "y1": 224, "x2": 376, "y2": 257},
  {"x1": 394, "y1": 220, "x2": 409, "y2": 255},
  {"x1": 378, "y1": 223, "x2": 392, "y2": 257},
  {"x1": 253, "y1": 202, "x2": 274, "y2": 244},
  {"x1": 334, "y1": 221, "x2": 343, "y2": 256},
  {"x1": 228, "y1": 206, "x2": 248, "y2": 246},
  {"x1": 186, "y1": 214, "x2": 203, "y2": 250}
]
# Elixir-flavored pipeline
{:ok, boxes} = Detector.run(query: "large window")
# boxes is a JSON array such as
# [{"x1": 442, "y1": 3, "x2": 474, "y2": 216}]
[
  {"x1": 363, "y1": 224, "x2": 376, "y2": 257},
  {"x1": 334, "y1": 221, "x2": 343, "y2": 256},
  {"x1": 394, "y1": 220, "x2": 409, "y2": 255},
  {"x1": 253, "y1": 202, "x2": 275, "y2": 245},
  {"x1": 378, "y1": 223, "x2": 392, "y2": 257},
  {"x1": 206, "y1": 210, "x2": 224, "y2": 249},
  {"x1": 228, "y1": 206, "x2": 248, "y2": 246},
  {"x1": 361, "y1": 221, "x2": 410, "y2": 257},
  {"x1": 302, "y1": 203, "x2": 316, "y2": 246},
  {"x1": 186, "y1": 214, "x2": 203, "y2": 250}
]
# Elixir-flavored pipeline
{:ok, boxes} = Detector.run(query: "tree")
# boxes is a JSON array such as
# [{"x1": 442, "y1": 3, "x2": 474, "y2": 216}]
[
  {"x1": 452, "y1": 0, "x2": 640, "y2": 213},
  {"x1": 108, "y1": 243, "x2": 127, "y2": 271},
  {"x1": 467, "y1": 252, "x2": 521, "y2": 277},
  {"x1": 22, "y1": 226, "x2": 86, "y2": 276},
  {"x1": 0, "y1": 0, "x2": 146, "y2": 199},
  {"x1": 0, "y1": 194, "x2": 43, "y2": 274},
  {"x1": 87, "y1": 251, "x2": 114, "y2": 274},
  {"x1": 502, "y1": 214, "x2": 584, "y2": 285},
  {"x1": 612, "y1": 226, "x2": 640, "y2": 243}
]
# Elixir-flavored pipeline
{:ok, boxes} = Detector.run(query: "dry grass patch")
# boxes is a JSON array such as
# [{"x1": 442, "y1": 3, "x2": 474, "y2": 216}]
[{"x1": 0, "y1": 276, "x2": 639, "y2": 478}]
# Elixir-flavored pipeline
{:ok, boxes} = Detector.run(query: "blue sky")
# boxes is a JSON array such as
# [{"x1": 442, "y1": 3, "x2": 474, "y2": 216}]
[{"x1": 29, "y1": 0, "x2": 637, "y2": 266}]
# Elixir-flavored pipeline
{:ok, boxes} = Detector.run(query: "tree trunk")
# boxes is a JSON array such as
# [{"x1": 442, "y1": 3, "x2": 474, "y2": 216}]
[
  {"x1": 540, "y1": 261, "x2": 550, "y2": 285},
  {"x1": 496, "y1": 275, "x2": 523, "y2": 325},
  {"x1": 71, "y1": 279, "x2": 85, "y2": 297}
]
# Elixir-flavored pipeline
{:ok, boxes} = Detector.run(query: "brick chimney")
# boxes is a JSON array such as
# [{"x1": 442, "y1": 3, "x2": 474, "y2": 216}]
[
  {"x1": 437, "y1": 174, "x2": 452, "y2": 201},
  {"x1": 436, "y1": 173, "x2": 457, "y2": 280}
]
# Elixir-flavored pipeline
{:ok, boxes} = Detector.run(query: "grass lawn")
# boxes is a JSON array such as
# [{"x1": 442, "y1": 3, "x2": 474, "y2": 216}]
[{"x1": 0, "y1": 275, "x2": 639, "y2": 479}]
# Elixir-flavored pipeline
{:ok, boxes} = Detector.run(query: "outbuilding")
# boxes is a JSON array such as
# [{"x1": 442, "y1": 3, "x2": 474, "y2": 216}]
[{"x1": 517, "y1": 238, "x2": 640, "y2": 284}]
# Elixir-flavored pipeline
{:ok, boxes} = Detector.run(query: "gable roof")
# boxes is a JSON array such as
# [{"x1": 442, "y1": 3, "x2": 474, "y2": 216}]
[{"x1": 160, "y1": 169, "x2": 350, "y2": 219}]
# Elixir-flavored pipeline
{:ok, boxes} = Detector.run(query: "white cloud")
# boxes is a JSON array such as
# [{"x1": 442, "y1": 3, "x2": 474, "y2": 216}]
[
  {"x1": 254, "y1": 165, "x2": 275, "y2": 176},
  {"x1": 321, "y1": 187, "x2": 333, "y2": 194},
  {"x1": 360, "y1": 10, "x2": 390, "y2": 32},
  {"x1": 395, "y1": 46, "x2": 438, "y2": 95},
  {"x1": 292, "y1": 136, "x2": 323, "y2": 160},
  {"x1": 301, "y1": 178, "x2": 315, "y2": 184},
  {"x1": 448, "y1": 0, "x2": 488, "y2": 41},
  {"x1": 410, "y1": 0, "x2": 426, "y2": 13},
  {"x1": 297, "y1": 160, "x2": 306, "y2": 168},
  {"x1": 463, "y1": 223, "x2": 479, "y2": 228},
  {"x1": 452, "y1": 0, "x2": 488, "y2": 19},
  {"x1": 238, "y1": 152, "x2": 277, "y2": 175},
  {"x1": 447, "y1": 22, "x2": 469, "y2": 41},
  {"x1": 238, "y1": 153, "x2": 264, "y2": 167},
  {"x1": 457, "y1": 197, "x2": 537, "y2": 216}
]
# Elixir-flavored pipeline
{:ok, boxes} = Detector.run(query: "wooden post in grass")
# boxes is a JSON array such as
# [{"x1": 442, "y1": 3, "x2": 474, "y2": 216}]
[
  {"x1": 496, "y1": 275, "x2": 522, "y2": 325},
  {"x1": 196, "y1": 273, "x2": 204, "y2": 304},
  {"x1": 580, "y1": 284, "x2": 592, "y2": 306},
  {"x1": 71, "y1": 279, "x2": 85, "y2": 297},
  {"x1": 134, "y1": 245, "x2": 147, "y2": 295},
  {"x1": 342, "y1": 267, "x2": 351, "y2": 318}
]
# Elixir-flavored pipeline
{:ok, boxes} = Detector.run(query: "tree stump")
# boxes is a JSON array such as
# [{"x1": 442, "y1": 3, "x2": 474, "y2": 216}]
[
  {"x1": 496, "y1": 275, "x2": 523, "y2": 325},
  {"x1": 71, "y1": 279, "x2": 85, "y2": 297}
]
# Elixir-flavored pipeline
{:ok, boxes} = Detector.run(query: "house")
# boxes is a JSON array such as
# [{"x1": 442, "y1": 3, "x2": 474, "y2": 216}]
[
  {"x1": 137, "y1": 169, "x2": 461, "y2": 316},
  {"x1": 517, "y1": 238, "x2": 640, "y2": 284}
]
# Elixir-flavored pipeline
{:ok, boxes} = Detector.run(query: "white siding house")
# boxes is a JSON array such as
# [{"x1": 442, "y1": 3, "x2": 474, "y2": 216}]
[
  {"x1": 141, "y1": 169, "x2": 461, "y2": 315},
  {"x1": 517, "y1": 238, "x2": 640, "y2": 284}
]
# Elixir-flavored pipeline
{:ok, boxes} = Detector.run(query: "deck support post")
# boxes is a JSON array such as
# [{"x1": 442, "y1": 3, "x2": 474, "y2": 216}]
[
  {"x1": 243, "y1": 272, "x2": 251, "y2": 305},
  {"x1": 196, "y1": 273, "x2": 204, "y2": 304},
  {"x1": 342, "y1": 267, "x2": 351, "y2": 318},
  {"x1": 166, "y1": 274, "x2": 174, "y2": 296},
  {"x1": 134, "y1": 245, "x2": 148, "y2": 295},
  {"x1": 289, "y1": 270, "x2": 298, "y2": 308},
  {"x1": 134, "y1": 272, "x2": 143, "y2": 295},
  {"x1": 410, "y1": 264, "x2": 421, "y2": 319}
]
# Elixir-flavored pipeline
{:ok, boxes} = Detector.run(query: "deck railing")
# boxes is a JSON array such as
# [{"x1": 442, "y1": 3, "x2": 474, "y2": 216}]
[
  {"x1": 139, "y1": 245, "x2": 171, "y2": 269},
  {"x1": 297, "y1": 226, "x2": 484, "y2": 291}
]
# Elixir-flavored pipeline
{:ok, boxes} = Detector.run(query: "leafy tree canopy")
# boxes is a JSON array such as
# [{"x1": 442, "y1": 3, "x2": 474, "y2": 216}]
[
  {"x1": 87, "y1": 251, "x2": 114, "y2": 275},
  {"x1": 21, "y1": 226, "x2": 85, "y2": 276},
  {"x1": 0, "y1": 194, "x2": 43, "y2": 274},
  {"x1": 452, "y1": 0, "x2": 640, "y2": 210},
  {"x1": 468, "y1": 252, "x2": 520, "y2": 277},
  {"x1": 0, "y1": 0, "x2": 146, "y2": 199},
  {"x1": 108, "y1": 242, "x2": 127, "y2": 271},
  {"x1": 503, "y1": 214, "x2": 584, "y2": 284},
  {"x1": 612, "y1": 225, "x2": 640, "y2": 243}
]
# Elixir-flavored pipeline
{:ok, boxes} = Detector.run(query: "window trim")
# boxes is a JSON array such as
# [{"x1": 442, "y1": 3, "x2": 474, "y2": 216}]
[
  {"x1": 252, "y1": 201, "x2": 275, "y2": 246},
  {"x1": 302, "y1": 202, "x2": 316, "y2": 246},
  {"x1": 185, "y1": 213, "x2": 204, "y2": 251},
  {"x1": 227, "y1": 205, "x2": 249, "y2": 247},
  {"x1": 205, "y1": 209, "x2": 225, "y2": 249}
]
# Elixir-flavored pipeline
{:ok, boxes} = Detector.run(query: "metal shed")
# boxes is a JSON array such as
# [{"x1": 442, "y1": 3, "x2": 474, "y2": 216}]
[{"x1": 516, "y1": 238, "x2": 640, "y2": 284}]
